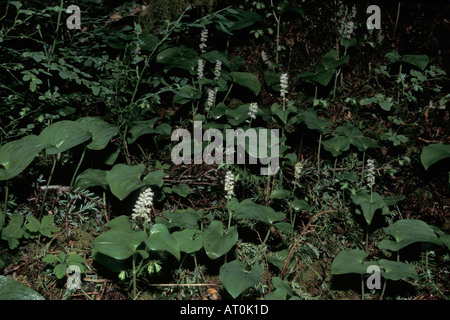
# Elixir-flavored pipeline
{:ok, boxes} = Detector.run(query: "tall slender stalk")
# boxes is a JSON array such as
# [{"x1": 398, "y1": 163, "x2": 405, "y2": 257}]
[
  {"x1": 40, "y1": 154, "x2": 57, "y2": 220},
  {"x1": 2, "y1": 180, "x2": 9, "y2": 229}
]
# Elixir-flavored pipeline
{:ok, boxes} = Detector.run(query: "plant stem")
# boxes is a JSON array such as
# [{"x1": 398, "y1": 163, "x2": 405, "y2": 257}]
[
  {"x1": 380, "y1": 279, "x2": 387, "y2": 300},
  {"x1": 40, "y1": 154, "x2": 57, "y2": 220},
  {"x1": 393, "y1": 2, "x2": 401, "y2": 37},
  {"x1": 69, "y1": 147, "x2": 86, "y2": 192},
  {"x1": 361, "y1": 274, "x2": 365, "y2": 300},
  {"x1": 132, "y1": 253, "x2": 137, "y2": 299},
  {"x1": 2, "y1": 180, "x2": 9, "y2": 229},
  {"x1": 317, "y1": 133, "x2": 322, "y2": 174}
]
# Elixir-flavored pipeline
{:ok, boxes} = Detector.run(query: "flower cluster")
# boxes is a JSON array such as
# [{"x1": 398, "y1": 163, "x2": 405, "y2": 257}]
[
  {"x1": 294, "y1": 160, "x2": 307, "y2": 180},
  {"x1": 206, "y1": 88, "x2": 215, "y2": 110},
  {"x1": 280, "y1": 73, "x2": 289, "y2": 99},
  {"x1": 260, "y1": 50, "x2": 272, "y2": 69},
  {"x1": 214, "y1": 60, "x2": 222, "y2": 80},
  {"x1": 131, "y1": 187, "x2": 154, "y2": 225},
  {"x1": 338, "y1": 3, "x2": 357, "y2": 40},
  {"x1": 247, "y1": 102, "x2": 258, "y2": 120},
  {"x1": 366, "y1": 159, "x2": 376, "y2": 189},
  {"x1": 199, "y1": 28, "x2": 208, "y2": 53},
  {"x1": 197, "y1": 58, "x2": 205, "y2": 81},
  {"x1": 224, "y1": 171, "x2": 235, "y2": 200}
]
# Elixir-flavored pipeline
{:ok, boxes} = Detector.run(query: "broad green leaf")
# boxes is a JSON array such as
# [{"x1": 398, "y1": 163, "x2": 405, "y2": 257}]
[
  {"x1": 173, "y1": 85, "x2": 201, "y2": 104},
  {"x1": 264, "y1": 277, "x2": 296, "y2": 300},
  {"x1": 322, "y1": 135, "x2": 350, "y2": 157},
  {"x1": 230, "y1": 72, "x2": 261, "y2": 95},
  {"x1": 126, "y1": 118, "x2": 159, "y2": 144},
  {"x1": 160, "y1": 208, "x2": 203, "y2": 230},
  {"x1": 106, "y1": 164, "x2": 147, "y2": 200},
  {"x1": 144, "y1": 224, "x2": 180, "y2": 260},
  {"x1": 74, "y1": 168, "x2": 109, "y2": 190},
  {"x1": 93, "y1": 228, "x2": 146, "y2": 260},
  {"x1": 378, "y1": 259, "x2": 419, "y2": 281},
  {"x1": 201, "y1": 50, "x2": 230, "y2": 68},
  {"x1": 420, "y1": 143, "x2": 450, "y2": 170},
  {"x1": 271, "y1": 103, "x2": 294, "y2": 125},
  {"x1": 378, "y1": 219, "x2": 442, "y2": 252},
  {"x1": 351, "y1": 190, "x2": 389, "y2": 225},
  {"x1": 219, "y1": 260, "x2": 263, "y2": 299},
  {"x1": 298, "y1": 109, "x2": 333, "y2": 134},
  {"x1": 143, "y1": 169, "x2": 165, "y2": 187},
  {"x1": 297, "y1": 67, "x2": 335, "y2": 86},
  {"x1": 331, "y1": 249, "x2": 371, "y2": 275},
  {"x1": 322, "y1": 49, "x2": 349, "y2": 70},
  {"x1": 0, "y1": 276, "x2": 44, "y2": 300},
  {"x1": 0, "y1": 135, "x2": 49, "y2": 180},
  {"x1": 290, "y1": 197, "x2": 313, "y2": 213},
  {"x1": 385, "y1": 52, "x2": 429, "y2": 71},
  {"x1": 171, "y1": 183, "x2": 191, "y2": 197},
  {"x1": 234, "y1": 201, "x2": 285, "y2": 226},
  {"x1": 76, "y1": 117, "x2": 119, "y2": 150},
  {"x1": 156, "y1": 46, "x2": 199, "y2": 74},
  {"x1": 336, "y1": 125, "x2": 377, "y2": 151},
  {"x1": 202, "y1": 220, "x2": 238, "y2": 259},
  {"x1": 40, "y1": 120, "x2": 91, "y2": 154},
  {"x1": 269, "y1": 189, "x2": 290, "y2": 200},
  {"x1": 172, "y1": 229, "x2": 203, "y2": 253},
  {"x1": 105, "y1": 215, "x2": 133, "y2": 230}
]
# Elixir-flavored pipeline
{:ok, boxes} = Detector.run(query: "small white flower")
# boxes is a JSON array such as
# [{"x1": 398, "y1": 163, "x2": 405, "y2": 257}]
[
  {"x1": 280, "y1": 73, "x2": 289, "y2": 99},
  {"x1": 206, "y1": 88, "x2": 215, "y2": 110},
  {"x1": 199, "y1": 28, "x2": 208, "y2": 53},
  {"x1": 247, "y1": 102, "x2": 258, "y2": 120},
  {"x1": 224, "y1": 171, "x2": 235, "y2": 200},
  {"x1": 366, "y1": 159, "x2": 376, "y2": 189},
  {"x1": 214, "y1": 60, "x2": 222, "y2": 80},
  {"x1": 197, "y1": 58, "x2": 205, "y2": 81},
  {"x1": 294, "y1": 160, "x2": 307, "y2": 180},
  {"x1": 261, "y1": 50, "x2": 272, "y2": 68},
  {"x1": 131, "y1": 187, "x2": 154, "y2": 224}
]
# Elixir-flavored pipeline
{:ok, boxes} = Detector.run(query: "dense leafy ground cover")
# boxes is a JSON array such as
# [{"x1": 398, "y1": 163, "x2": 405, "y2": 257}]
[{"x1": 0, "y1": 0, "x2": 449, "y2": 300}]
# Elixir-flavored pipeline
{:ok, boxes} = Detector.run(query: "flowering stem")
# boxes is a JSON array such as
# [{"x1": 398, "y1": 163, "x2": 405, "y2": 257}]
[
  {"x1": 132, "y1": 253, "x2": 137, "y2": 299},
  {"x1": 40, "y1": 154, "x2": 57, "y2": 221}
]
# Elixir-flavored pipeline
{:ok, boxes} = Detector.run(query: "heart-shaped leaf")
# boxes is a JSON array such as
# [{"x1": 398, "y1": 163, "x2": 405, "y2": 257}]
[
  {"x1": 93, "y1": 228, "x2": 146, "y2": 260},
  {"x1": 40, "y1": 120, "x2": 91, "y2": 154},
  {"x1": 322, "y1": 135, "x2": 351, "y2": 157},
  {"x1": 378, "y1": 259, "x2": 419, "y2": 281},
  {"x1": 74, "y1": 168, "x2": 109, "y2": 190},
  {"x1": 202, "y1": 220, "x2": 238, "y2": 259},
  {"x1": 322, "y1": 49, "x2": 349, "y2": 70},
  {"x1": 160, "y1": 209, "x2": 203, "y2": 230},
  {"x1": 106, "y1": 164, "x2": 147, "y2": 200},
  {"x1": 234, "y1": 200, "x2": 285, "y2": 226},
  {"x1": 351, "y1": 190, "x2": 389, "y2": 225},
  {"x1": 144, "y1": 224, "x2": 180, "y2": 260},
  {"x1": 0, "y1": 276, "x2": 45, "y2": 300},
  {"x1": 378, "y1": 219, "x2": 442, "y2": 252},
  {"x1": 0, "y1": 135, "x2": 49, "y2": 180},
  {"x1": 230, "y1": 71, "x2": 261, "y2": 95},
  {"x1": 420, "y1": 143, "x2": 450, "y2": 170},
  {"x1": 76, "y1": 117, "x2": 119, "y2": 150},
  {"x1": 331, "y1": 249, "x2": 372, "y2": 275},
  {"x1": 219, "y1": 260, "x2": 263, "y2": 298},
  {"x1": 172, "y1": 229, "x2": 203, "y2": 253}
]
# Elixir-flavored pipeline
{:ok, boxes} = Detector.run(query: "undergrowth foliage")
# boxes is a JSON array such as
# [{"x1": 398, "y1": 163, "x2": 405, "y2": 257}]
[{"x1": 0, "y1": 0, "x2": 449, "y2": 301}]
